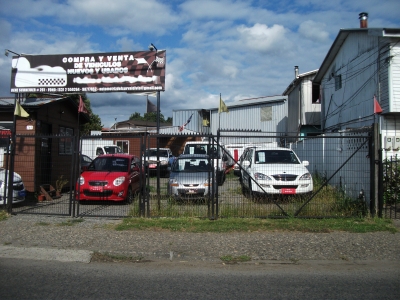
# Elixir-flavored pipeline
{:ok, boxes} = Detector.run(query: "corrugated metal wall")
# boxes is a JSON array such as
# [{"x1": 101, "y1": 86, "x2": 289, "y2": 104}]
[
  {"x1": 173, "y1": 97, "x2": 288, "y2": 144},
  {"x1": 209, "y1": 98, "x2": 288, "y2": 145},
  {"x1": 291, "y1": 131, "x2": 371, "y2": 202},
  {"x1": 172, "y1": 110, "x2": 201, "y2": 132}
]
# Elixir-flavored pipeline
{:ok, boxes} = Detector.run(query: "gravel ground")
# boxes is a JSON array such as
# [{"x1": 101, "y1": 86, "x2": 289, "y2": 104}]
[{"x1": 0, "y1": 214, "x2": 400, "y2": 263}]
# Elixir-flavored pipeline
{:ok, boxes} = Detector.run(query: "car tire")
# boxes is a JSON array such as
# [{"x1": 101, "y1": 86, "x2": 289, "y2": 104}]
[
  {"x1": 248, "y1": 179, "x2": 255, "y2": 200},
  {"x1": 125, "y1": 188, "x2": 134, "y2": 204},
  {"x1": 218, "y1": 172, "x2": 225, "y2": 186}
]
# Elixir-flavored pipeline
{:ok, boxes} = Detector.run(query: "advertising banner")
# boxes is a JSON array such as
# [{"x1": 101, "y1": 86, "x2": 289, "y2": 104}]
[{"x1": 10, "y1": 50, "x2": 165, "y2": 94}]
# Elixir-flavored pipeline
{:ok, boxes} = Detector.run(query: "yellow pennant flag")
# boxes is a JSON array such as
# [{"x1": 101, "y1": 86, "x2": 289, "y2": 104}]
[
  {"x1": 219, "y1": 95, "x2": 229, "y2": 113},
  {"x1": 14, "y1": 102, "x2": 29, "y2": 117}
]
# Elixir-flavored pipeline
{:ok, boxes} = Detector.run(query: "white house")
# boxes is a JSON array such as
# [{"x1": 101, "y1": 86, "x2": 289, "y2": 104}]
[
  {"x1": 312, "y1": 15, "x2": 400, "y2": 159},
  {"x1": 283, "y1": 66, "x2": 321, "y2": 142}
]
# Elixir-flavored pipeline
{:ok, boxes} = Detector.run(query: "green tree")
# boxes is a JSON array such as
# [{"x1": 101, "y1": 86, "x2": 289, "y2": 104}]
[
  {"x1": 129, "y1": 112, "x2": 143, "y2": 120},
  {"x1": 129, "y1": 112, "x2": 172, "y2": 123}
]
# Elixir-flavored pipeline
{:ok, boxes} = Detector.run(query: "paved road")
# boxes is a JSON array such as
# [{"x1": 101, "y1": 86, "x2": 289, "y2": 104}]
[{"x1": 1, "y1": 257, "x2": 399, "y2": 300}]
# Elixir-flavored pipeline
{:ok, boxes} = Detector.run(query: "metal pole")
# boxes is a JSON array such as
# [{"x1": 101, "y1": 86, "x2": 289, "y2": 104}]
[
  {"x1": 156, "y1": 91, "x2": 160, "y2": 211},
  {"x1": 6, "y1": 94, "x2": 18, "y2": 214}
]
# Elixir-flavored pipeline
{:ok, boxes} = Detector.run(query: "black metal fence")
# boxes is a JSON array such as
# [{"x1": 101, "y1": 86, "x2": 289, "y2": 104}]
[
  {"x1": 382, "y1": 153, "x2": 400, "y2": 219},
  {"x1": 2, "y1": 129, "x2": 393, "y2": 219}
]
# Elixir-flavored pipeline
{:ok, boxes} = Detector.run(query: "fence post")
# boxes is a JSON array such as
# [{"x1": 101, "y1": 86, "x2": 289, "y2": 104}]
[
  {"x1": 370, "y1": 123, "x2": 381, "y2": 216},
  {"x1": 378, "y1": 148, "x2": 383, "y2": 217}
]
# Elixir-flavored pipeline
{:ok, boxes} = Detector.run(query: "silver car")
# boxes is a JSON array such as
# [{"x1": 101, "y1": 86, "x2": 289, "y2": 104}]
[
  {"x1": 0, "y1": 168, "x2": 26, "y2": 205},
  {"x1": 167, "y1": 154, "x2": 215, "y2": 200}
]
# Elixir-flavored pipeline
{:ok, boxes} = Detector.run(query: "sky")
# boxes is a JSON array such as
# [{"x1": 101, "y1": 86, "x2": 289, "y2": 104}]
[{"x1": 1, "y1": 0, "x2": 399, "y2": 128}]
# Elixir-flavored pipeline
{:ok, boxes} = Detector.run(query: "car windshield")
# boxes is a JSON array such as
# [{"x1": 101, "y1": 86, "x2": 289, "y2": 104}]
[
  {"x1": 89, "y1": 157, "x2": 129, "y2": 172},
  {"x1": 255, "y1": 150, "x2": 300, "y2": 164},
  {"x1": 183, "y1": 144, "x2": 221, "y2": 159},
  {"x1": 145, "y1": 150, "x2": 169, "y2": 157},
  {"x1": 104, "y1": 146, "x2": 122, "y2": 154},
  {"x1": 171, "y1": 158, "x2": 212, "y2": 172}
]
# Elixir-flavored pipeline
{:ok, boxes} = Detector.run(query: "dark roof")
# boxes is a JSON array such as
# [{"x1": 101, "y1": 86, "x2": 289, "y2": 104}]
[
  {"x1": 0, "y1": 96, "x2": 90, "y2": 122},
  {"x1": 114, "y1": 119, "x2": 172, "y2": 128},
  {"x1": 0, "y1": 96, "x2": 71, "y2": 108}
]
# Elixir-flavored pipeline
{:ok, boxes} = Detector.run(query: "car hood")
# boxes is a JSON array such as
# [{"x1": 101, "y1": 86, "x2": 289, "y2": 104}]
[
  {"x1": 82, "y1": 171, "x2": 127, "y2": 181},
  {"x1": 251, "y1": 163, "x2": 309, "y2": 175},
  {"x1": 170, "y1": 172, "x2": 214, "y2": 184},
  {"x1": 0, "y1": 169, "x2": 22, "y2": 182}
]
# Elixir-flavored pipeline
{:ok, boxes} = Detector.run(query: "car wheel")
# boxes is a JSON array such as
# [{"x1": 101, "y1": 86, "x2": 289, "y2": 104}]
[
  {"x1": 125, "y1": 188, "x2": 134, "y2": 204},
  {"x1": 218, "y1": 172, "x2": 225, "y2": 186},
  {"x1": 248, "y1": 179, "x2": 255, "y2": 200},
  {"x1": 241, "y1": 178, "x2": 247, "y2": 195}
]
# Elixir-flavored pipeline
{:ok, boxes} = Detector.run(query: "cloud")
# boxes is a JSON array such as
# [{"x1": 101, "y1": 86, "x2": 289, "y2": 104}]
[
  {"x1": 298, "y1": 20, "x2": 329, "y2": 42},
  {"x1": 237, "y1": 23, "x2": 291, "y2": 54},
  {"x1": 180, "y1": 0, "x2": 252, "y2": 20},
  {"x1": 115, "y1": 37, "x2": 142, "y2": 52}
]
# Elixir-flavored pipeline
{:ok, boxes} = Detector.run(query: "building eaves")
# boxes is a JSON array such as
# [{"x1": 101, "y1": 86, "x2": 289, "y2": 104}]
[
  {"x1": 210, "y1": 95, "x2": 287, "y2": 112},
  {"x1": 282, "y1": 69, "x2": 318, "y2": 96},
  {"x1": 313, "y1": 27, "x2": 400, "y2": 84}
]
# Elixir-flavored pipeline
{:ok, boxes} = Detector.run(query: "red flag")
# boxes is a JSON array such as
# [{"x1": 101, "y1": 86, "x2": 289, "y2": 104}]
[
  {"x1": 374, "y1": 95, "x2": 382, "y2": 114},
  {"x1": 78, "y1": 96, "x2": 89, "y2": 114},
  {"x1": 178, "y1": 114, "x2": 193, "y2": 132}
]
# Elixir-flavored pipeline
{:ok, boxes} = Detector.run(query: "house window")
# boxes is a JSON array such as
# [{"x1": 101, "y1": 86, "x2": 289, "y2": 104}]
[
  {"x1": 261, "y1": 106, "x2": 272, "y2": 121},
  {"x1": 312, "y1": 83, "x2": 321, "y2": 103},
  {"x1": 116, "y1": 140, "x2": 129, "y2": 153},
  {"x1": 59, "y1": 126, "x2": 73, "y2": 154},
  {"x1": 335, "y1": 75, "x2": 342, "y2": 91}
]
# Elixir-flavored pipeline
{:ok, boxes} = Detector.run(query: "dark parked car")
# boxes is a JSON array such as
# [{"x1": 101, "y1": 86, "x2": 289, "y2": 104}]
[
  {"x1": 80, "y1": 154, "x2": 93, "y2": 172},
  {"x1": 143, "y1": 148, "x2": 175, "y2": 177}
]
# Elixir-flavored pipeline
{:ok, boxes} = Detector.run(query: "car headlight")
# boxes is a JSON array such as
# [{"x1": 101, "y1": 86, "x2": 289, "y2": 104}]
[
  {"x1": 160, "y1": 160, "x2": 168, "y2": 165},
  {"x1": 113, "y1": 176, "x2": 125, "y2": 186},
  {"x1": 254, "y1": 173, "x2": 272, "y2": 180},
  {"x1": 299, "y1": 173, "x2": 312, "y2": 180},
  {"x1": 169, "y1": 178, "x2": 179, "y2": 187},
  {"x1": 204, "y1": 178, "x2": 212, "y2": 186},
  {"x1": 78, "y1": 176, "x2": 84, "y2": 185}
]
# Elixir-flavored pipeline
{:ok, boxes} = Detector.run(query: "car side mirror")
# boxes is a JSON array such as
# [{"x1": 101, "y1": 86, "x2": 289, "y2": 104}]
[
  {"x1": 82, "y1": 166, "x2": 89, "y2": 172},
  {"x1": 302, "y1": 160, "x2": 309, "y2": 167}
]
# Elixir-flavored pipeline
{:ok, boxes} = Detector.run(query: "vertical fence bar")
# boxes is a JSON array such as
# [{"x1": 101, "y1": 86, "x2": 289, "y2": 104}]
[{"x1": 378, "y1": 148, "x2": 383, "y2": 218}]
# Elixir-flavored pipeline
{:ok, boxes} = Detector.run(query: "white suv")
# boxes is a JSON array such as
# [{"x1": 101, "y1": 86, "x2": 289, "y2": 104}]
[{"x1": 240, "y1": 147, "x2": 313, "y2": 196}]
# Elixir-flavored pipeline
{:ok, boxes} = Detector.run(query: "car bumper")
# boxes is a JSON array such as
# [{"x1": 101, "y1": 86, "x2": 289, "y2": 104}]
[
  {"x1": 251, "y1": 181, "x2": 313, "y2": 194},
  {"x1": 168, "y1": 185, "x2": 212, "y2": 199},
  {"x1": 0, "y1": 190, "x2": 26, "y2": 205},
  {"x1": 75, "y1": 186, "x2": 128, "y2": 202}
]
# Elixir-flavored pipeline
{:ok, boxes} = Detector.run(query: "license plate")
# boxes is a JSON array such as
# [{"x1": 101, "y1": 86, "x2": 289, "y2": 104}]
[
  {"x1": 90, "y1": 186, "x2": 103, "y2": 192},
  {"x1": 187, "y1": 189, "x2": 197, "y2": 194},
  {"x1": 149, "y1": 164, "x2": 157, "y2": 168},
  {"x1": 18, "y1": 191, "x2": 26, "y2": 197},
  {"x1": 281, "y1": 188, "x2": 296, "y2": 194}
]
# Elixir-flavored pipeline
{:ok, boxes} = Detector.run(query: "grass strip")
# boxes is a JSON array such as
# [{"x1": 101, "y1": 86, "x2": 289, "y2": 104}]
[{"x1": 115, "y1": 217, "x2": 397, "y2": 233}]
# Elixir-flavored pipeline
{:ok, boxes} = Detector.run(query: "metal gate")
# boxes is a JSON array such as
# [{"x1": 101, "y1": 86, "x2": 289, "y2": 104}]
[{"x1": 4, "y1": 130, "x2": 382, "y2": 219}]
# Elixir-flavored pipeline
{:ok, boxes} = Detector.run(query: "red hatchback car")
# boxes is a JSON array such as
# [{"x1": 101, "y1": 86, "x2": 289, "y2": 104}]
[{"x1": 76, "y1": 154, "x2": 143, "y2": 203}]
